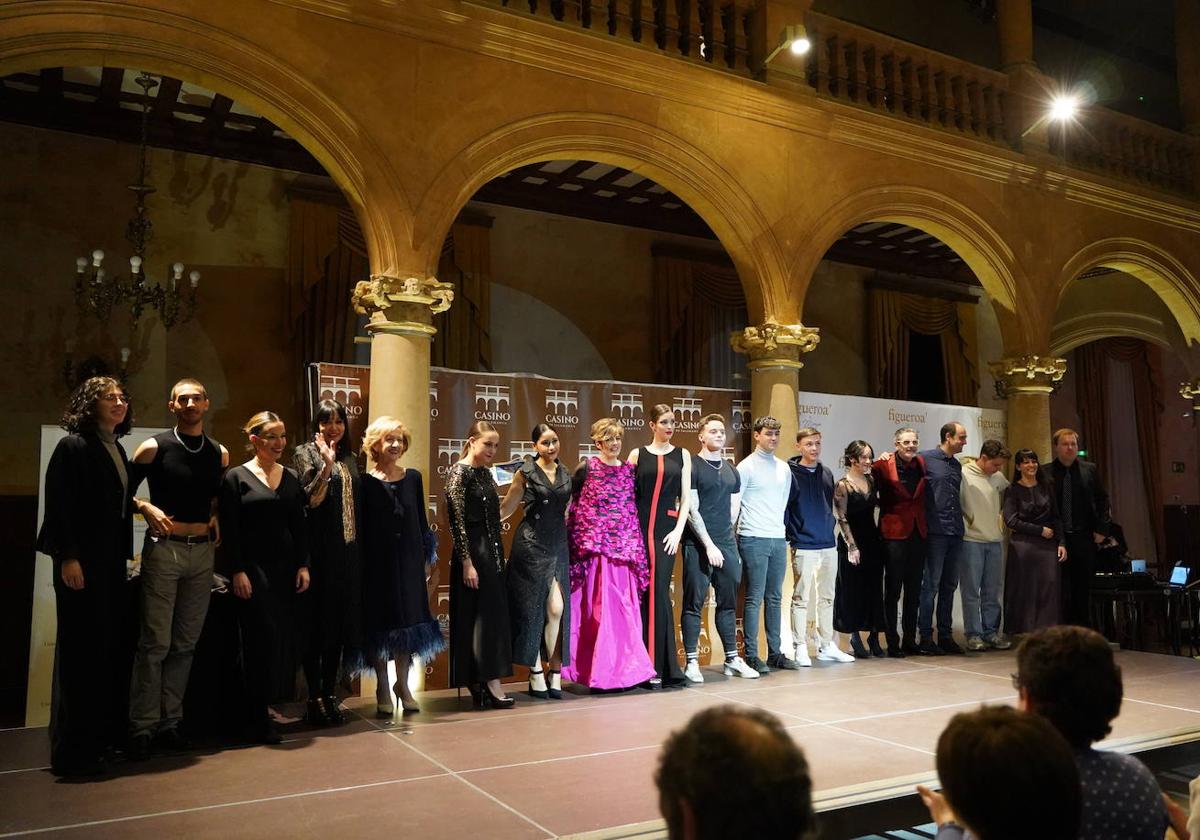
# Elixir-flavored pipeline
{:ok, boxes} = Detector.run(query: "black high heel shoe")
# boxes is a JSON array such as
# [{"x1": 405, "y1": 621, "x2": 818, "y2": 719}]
[
  {"x1": 849, "y1": 633, "x2": 870, "y2": 659},
  {"x1": 467, "y1": 683, "x2": 485, "y2": 710},
  {"x1": 868, "y1": 634, "x2": 886, "y2": 658},
  {"x1": 483, "y1": 682, "x2": 516, "y2": 709},
  {"x1": 547, "y1": 668, "x2": 562, "y2": 700},
  {"x1": 528, "y1": 668, "x2": 549, "y2": 699}
]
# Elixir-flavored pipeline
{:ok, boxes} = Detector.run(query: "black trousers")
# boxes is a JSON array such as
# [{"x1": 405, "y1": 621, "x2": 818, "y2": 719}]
[
  {"x1": 236, "y1": 589, "x2": 282, "y2": 733},
  {"x1": 681, "y1": 535, "x2": 742, "y2": 658},
  {"x1": 1062, "y1": 532, "x2": 1097, "y2": 627},
  {"x1": 883, "y1": 534, "x2": 926, "y2": 647}
]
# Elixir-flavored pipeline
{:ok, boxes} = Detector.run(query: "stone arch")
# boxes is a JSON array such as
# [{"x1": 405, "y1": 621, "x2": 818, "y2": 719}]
[
  {"x1": 412, "y1": 112, "x2": 788, "y2": 322},
  {"x1": 794, "y1": 184, "x2": 1030, "y2": 350},
  {"x1": 0, "y1": 5, "x2": 410, "y2": 274},
  {"x1": 1056, "y1": 238, "x2": 1200, "y2": 347}
]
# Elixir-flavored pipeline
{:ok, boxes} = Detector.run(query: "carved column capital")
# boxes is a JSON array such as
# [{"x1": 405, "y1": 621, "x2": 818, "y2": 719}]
[
  {"x1": 731, "y1": 320, "x2": 821, "y2": 370},
  {"x1": 352, "y1": 274, "x2": 453, "y2": 338},
  {"x1": 1180, "y1": 378, "x2": 1200, "y2": 411},
  {"x1": 989, "y1": 354, "x2": 1066, "y2": 398}
]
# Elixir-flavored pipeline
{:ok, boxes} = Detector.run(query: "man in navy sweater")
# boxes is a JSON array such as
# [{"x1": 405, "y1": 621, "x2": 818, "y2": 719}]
[
  {"x1": 918, "y1": 421, "x2": 968, "y2": 655},
  {"x1": 786, "y1": 428, "x2": 855, "y2": 666}
]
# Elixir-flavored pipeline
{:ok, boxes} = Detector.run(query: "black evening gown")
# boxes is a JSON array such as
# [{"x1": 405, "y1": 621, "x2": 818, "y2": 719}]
[
  {"x1": 634, "y1": 446, "x2": 685, "y2": 683},
  {"x1": 833, "y1": 478, "x2": 886, "y2": 633},
  {"x1": 218, "y1": 465, "x2": 309, "y2": 721},
  {"x1": 508, "y1": 458, "x2": 572, "y2": 667},
  {"x1": 1004, "y1": 481, "x2": 1064, "y2": 634},
  {"x1": 36, "y1": 432, "x2": 135, "y2": 774},
  {"x1": 292, "y1": 444, "x2": 363, "y2": 672},
  {"x1": 360, "y1": 470, "x2": 446, "y2": 664},
  {"x1": 445, "y1": 463, "x2": 512, "y2": 686}
]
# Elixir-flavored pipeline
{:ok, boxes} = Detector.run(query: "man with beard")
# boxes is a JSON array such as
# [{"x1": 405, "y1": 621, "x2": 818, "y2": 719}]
[{"x1": 128, "y1": 379, "x2": 228, "y2": 758}]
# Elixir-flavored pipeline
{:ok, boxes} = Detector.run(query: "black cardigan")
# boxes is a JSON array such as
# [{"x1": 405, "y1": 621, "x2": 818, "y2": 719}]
[{"x1": 36, "y1": 432, "x2": 134, "y2": 576}]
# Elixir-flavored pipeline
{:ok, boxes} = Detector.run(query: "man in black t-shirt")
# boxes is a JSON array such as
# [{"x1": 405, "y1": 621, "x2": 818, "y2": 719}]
[
  {"x1": 682, "y1": 414, "x2": 759, "y2": 681},
  {"x1": 128, "y1": 379, "x2": 228, "y2": 758}
]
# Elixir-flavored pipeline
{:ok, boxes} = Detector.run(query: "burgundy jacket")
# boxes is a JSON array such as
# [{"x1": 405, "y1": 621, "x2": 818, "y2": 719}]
[{"x1": 873, "y1": 453, "x2": 928, "y2": 540}]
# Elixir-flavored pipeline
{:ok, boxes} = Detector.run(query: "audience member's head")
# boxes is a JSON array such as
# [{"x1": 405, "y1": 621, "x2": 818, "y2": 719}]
[
  {"x1": 1015, "y1": 625, "x2": 1123, "y2": 749},
  {"x1": 656, "y1": 706, "x2": 814, "y2": 840},
  {"x1": 936, "y1": 706, "x2": 1081, "y2": 840}
]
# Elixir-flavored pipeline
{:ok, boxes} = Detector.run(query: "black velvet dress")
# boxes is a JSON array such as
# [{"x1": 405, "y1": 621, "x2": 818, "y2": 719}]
[
  {"x1": 218, "y1": 465, "x2": 309, "y2": 719},
  {"x1": 445, "y1": 463, "x2": 512, "y2": 686},
  {"x1": 1004, "y1": 481, "x2": 1064, "y2": 634},
  {"x1": 507, "y1": 458, "x2": 572, "y2": 667},
  {"x1": 633, "y1": 446, "x2": 685, "y2": 683},
  {"x1": 832, "y1": 477, "x2": 886, "y2": 633},
  {"x1": 360, "y1": 470, "x2": 446, "y2": 664}
]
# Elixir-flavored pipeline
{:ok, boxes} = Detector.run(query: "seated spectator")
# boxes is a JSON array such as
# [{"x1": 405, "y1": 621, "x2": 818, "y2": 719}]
[
  {"x1": 656, "y1": 706, "x2": 814, "y2": 840},
  {"x1": 918, "y1": 705, "x2": 1080, "y2": 839},
  {"x1": 1015, "y1": 626, "x2": 1170, "y2": 839}
]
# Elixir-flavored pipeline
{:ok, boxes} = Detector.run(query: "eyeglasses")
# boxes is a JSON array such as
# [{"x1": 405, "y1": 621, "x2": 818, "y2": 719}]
[{"x1": 101, "y1": 393, "x2": 130, "y2": 404}]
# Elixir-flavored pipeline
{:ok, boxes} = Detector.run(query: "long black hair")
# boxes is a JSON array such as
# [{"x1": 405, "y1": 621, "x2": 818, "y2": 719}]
[
  {"x1": 313, "y1": 399, "x2": 353, "y2": 460},
  {"x1": 1013, "y1": 448, "x2": 1045, "y2": 485},
  {"x1": 531, "y1": 423, "x2": 558, "y2": 463},
  {"x1": 60, "y1": 376, "x2": 133, "y2": 437}
]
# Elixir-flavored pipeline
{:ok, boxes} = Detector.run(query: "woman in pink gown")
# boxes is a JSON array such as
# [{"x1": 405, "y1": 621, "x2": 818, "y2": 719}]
[{"x1": 563, "y1": 418, "x2": 656, "y2": 690}]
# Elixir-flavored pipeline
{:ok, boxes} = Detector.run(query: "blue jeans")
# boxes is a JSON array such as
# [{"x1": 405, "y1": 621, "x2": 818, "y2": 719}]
[
  {"x1": 919, "y1": 533, "x2": 963, "y2": 639},
  {"x1": 737, "y1": 536, "x2": 788, "y2": 659},
  {"x1": 960, "y1": 540, "x2": 1003, "y2": 639}
]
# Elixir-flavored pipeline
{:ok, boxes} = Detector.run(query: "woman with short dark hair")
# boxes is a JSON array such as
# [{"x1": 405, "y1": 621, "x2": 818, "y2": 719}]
[
  {"x1": 833, "y1": 440, "x2": 886, "y2": 658},
  {"x1": 1002, "y1": 449, "x2": 1065, "y2": 634},
  {"x1": 38, "y1": 376, "x2": 137, "y2": 777},
  {"x1": 292, "y1": 399, "x2": 362, "y2": 726}
]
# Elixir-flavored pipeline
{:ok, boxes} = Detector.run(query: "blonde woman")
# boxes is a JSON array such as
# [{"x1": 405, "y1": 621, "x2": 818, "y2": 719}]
[
  {"x1": 360, "y1": 416, "x2": 445, "y2": 715},
  {"x1": 563, "y1": 418, "x2": 655, "y2": 690},
  {"x1": 219, "y1": 411, "x2": 310, "y2": 744}
]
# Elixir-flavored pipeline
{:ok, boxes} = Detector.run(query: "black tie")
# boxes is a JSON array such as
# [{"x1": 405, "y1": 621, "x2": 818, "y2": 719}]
[{"x1": 1061, "y1": 469, "x2": 1074, "y2": 533}]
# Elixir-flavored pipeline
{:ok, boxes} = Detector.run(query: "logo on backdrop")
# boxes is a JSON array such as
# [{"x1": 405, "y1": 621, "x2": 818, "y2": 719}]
[
  {"x1": 611, "y1": 392, "x2": 644, "y2": 427},
  {"x1": 887, "y1": 407, "x2": 926, "y2": 426},
  {"x1": 475, "y1": 383, "x2": 511, "y2": 422},
  {"x1": 429, "y1": 383, "x2": 439, "y2": 419},
  {"x1": 319, "y1": 373, "x2": 365, "y2": 416},
  {"x1": 427, "y1": 496, "x2": 440, "y2": 531},
  {"x1": 437, "y1": 437, "x2": 469, "y2": 475},
  {"x1": 731, "y1": 399, "x2": 751, "y2": 432},
  {"x1": 673, "y1": 395, "x2": 703, "y2": 430},
  {"x1": 798, "y1": 401, "x2": 831, "y2": 425},
  {"x1": 510, "y1": 441, "x2": 538, "y2": 461},
  {"x1": 578, "y1": 442, "x2": 603, "y2": 460},
  {"x1": 977, "y1": 415, "x2": 1006, "y2": 438},
  {"x1": 544, "y1": 388, "x2": 579, "y2": 427}
]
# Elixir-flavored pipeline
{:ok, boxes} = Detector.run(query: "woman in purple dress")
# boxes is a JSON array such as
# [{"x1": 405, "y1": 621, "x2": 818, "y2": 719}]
[
  {"x1": 1003, "y1": 449, "x2": 1067, "y2": 634},
  {"x1": 563, "y1": 418, "x2": 656, "y2": 690}
]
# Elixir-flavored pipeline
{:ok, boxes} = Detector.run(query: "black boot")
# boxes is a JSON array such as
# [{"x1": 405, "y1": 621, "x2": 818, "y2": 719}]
[{"x1": 849, "y1": 633, "x2": 869, "y2": 658}]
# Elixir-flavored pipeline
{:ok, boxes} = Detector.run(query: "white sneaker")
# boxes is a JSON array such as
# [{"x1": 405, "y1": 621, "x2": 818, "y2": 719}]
[
  {"x1": 722, "y1": 657, "x2": 761, "y2": 679},
  {"x1": 683, "y1": 661, "x2": 704, "y2": 684},
  {"x1": 817, "y1": 643, "x2": 856, "y2": 663},
  {"x1": 793, "y1": 645, "x2": 813, "y2": 667}
]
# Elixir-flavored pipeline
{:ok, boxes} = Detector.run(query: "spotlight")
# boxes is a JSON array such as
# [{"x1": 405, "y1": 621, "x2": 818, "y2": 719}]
[
  {"x1": 1048, "y1": 95, "x2": 1079, "y2": 122},
  {"x1": 764, "y1": 24, "x2": 811, "y2": 64}
]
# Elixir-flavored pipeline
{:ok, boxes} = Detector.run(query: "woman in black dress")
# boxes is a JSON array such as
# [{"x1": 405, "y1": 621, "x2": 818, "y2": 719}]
[
  {"x1": 629, "y1": 404, "x2": 690, "y2": 688},
  {"x1": 219, "y1": 411, "x2": 310, "y2": 743},
  {"x1": 445, "y1": 420, "x2": 514, "y2": 709},
  {"x1": 501, "y1": 424, "x2": 572, "y2": 699},
  {"x1": 37, "y1": 376, "x2": 136, "y2": 777},
  {"x1": 1003, "y1": 449, "x2": 1066, "y2": 635},
  {"x1": 832, "y1": 440, "x2": 887, "y2": 658},
  {"x1": 361, "y1": 416, "x2": 445, "y2": 715},
  {"x1": 292, "y1": 399, "x2": 361, "y2": 726}
]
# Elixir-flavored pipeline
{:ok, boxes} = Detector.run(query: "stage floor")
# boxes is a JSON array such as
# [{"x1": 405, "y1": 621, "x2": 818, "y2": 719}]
[{"x1": 2, "y1": 648, "x2": 1198, "y2": 839}]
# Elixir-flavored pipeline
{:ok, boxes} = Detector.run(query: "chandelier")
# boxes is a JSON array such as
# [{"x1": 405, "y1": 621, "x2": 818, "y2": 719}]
[{"x1": 73, "y1": 71, "x2": 200, "y2": 330}]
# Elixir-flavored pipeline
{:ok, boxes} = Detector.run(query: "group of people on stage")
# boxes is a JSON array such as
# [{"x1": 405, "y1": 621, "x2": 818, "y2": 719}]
[
  {"x1": 38, "y1": 376, "x2": 444, "y2": 777},
  {"x1": 38, "y1": 374, "x2": 1110, "y2": 775}
]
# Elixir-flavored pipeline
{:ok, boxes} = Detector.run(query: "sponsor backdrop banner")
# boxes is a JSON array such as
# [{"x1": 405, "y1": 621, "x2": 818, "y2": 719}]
[{"x1": 308, "y1": 364, "x2": 1005, "y2": 688}]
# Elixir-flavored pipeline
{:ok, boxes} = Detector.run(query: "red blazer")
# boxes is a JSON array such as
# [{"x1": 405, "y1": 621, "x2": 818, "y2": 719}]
[{"x1": 873, "y1": 454, "x2": 928, "y2": 540}]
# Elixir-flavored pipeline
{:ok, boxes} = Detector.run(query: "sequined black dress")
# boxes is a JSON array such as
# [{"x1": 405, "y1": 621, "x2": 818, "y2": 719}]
[
  {"x1": 445, "y1": 463, "x2": 512, "y2": 686},
  {"x1": 508, "y1": 458, "x2": 572, "y2": 667}
]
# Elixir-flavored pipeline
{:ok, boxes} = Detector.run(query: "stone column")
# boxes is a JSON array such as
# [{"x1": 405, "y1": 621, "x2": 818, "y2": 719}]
[
  {"x1": 996, "y1": 0, "x2": 1035, "y2": 72},
  {"x1": 995, "y1": 0, "x2": 1048, "y2": 150},
  {"x1": 989, "y1": 354, "x2": 1066, "y2": 463},
  {"x1": 351, "y1": 274, "x2": 453, "y2": 697},
  {"x1": 352, "y1": 274, "x2": 454, "y2": 477},
  {"x1": 730, "y1": 320, "x2": 820, "y2": 658},
  {"x1": 1178, "y1": 0, "x2": 1200, "y2": 135}
]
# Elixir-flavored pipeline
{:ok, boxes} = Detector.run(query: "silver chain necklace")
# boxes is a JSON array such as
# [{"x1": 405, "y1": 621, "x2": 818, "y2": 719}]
[
  {"x1": 172, "y1": 427, "x2": 204, "y2": 454},
  {"x1": 700, "y1": 453, "x2": 724, "y2": 470}
]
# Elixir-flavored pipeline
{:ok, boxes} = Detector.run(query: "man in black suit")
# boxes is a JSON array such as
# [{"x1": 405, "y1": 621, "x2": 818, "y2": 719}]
[{"x1": 1041, "y1": 428, "x2": 1110, "y2": 627}]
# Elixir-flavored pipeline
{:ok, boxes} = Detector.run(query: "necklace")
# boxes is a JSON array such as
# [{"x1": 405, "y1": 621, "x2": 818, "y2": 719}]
[
  {"x1": 700, "y1": 453, "x2": 724, "y2": 471},
  {"x1": 173, "y1": 427, "x2": 204, "y2": 454}
]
